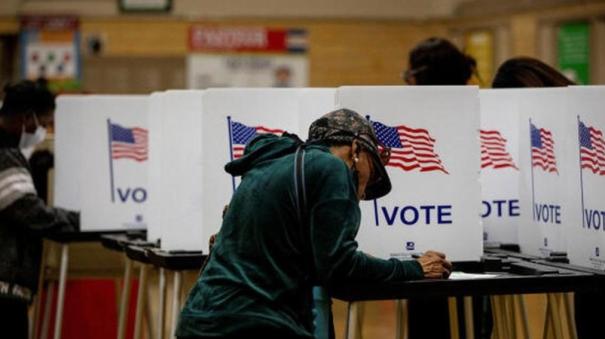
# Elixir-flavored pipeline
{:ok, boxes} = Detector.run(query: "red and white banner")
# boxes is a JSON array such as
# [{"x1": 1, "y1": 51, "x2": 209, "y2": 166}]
[{"x1": 189, "y1": 26, "x2": 307, "y2": 53}]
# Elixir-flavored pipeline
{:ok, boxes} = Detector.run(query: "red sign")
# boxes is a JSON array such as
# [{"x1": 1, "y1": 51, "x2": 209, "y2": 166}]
[
  {"x1": 20, "y1": 15, "x2": 80, "y2": 31},
  {"x1": 188, "y1": 26, "x2": 307, "y2": 53}
]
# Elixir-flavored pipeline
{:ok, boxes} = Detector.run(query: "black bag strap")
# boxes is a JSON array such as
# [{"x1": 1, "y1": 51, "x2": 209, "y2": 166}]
[{"x1": 293, "y1": 145, "x2": 315, "y2": 283}]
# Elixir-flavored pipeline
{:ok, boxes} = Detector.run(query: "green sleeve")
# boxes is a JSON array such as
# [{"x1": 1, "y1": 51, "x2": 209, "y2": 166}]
[{"x1": 306, "y1": 152, "x2": 423, "y2": 285}]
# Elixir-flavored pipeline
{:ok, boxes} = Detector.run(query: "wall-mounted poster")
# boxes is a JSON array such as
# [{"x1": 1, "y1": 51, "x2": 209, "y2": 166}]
[
  {"x1": 465, "y1": 30, "x2": 494, "y2": 88},
  {"x1": 558, "y1": 22, "x2": 590, "y2": 85},
  {"x1": 20, "y1": 16, "x2": 81, "y2": 91},
  {"x1": 187, "y1": 26, "x2": 308, "y2": 88}
]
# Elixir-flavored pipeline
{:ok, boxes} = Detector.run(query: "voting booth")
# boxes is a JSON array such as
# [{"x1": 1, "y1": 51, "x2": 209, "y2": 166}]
[
  {"x1": 564, "y1": 86, "x2": 605, "y2": 270},
  {"x1": 146, "y1": 90, "x2": 205, "y2": 250},
  {"x1": 152, "y1": 88, "x2": 337, "y2": 252},
  {"x1": 479, "y1": 89, "x2": 522, "y2": 245},
  {"x1": 517, "y1": 88, "x2": 582, "y2": 257},
  {"x1": 54, "y1": 95, "x2": 149, "y2": 231},
  {"x1": 336, "y1": 86, "x2": 482, "y2": 262}
]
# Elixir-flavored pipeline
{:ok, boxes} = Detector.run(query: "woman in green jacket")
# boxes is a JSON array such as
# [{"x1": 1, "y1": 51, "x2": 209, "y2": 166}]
[{"x1": 177, "y1": 108, "x2": 451, "y2": 339}]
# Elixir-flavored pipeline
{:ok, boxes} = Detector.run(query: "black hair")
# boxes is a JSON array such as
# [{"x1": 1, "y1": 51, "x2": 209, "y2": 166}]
[
  {"x1": 492, "y1": 57, "x2": 575, "y2": 88},
  {"x1": 408, "y1": 37, "x2": 476, "y2": 85},
  {"x1": 0, "y1": 79, "x2": 56, "y2": 117}
]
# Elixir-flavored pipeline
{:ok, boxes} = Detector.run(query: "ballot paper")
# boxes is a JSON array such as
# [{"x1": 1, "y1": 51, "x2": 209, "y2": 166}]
[{"x1": 448, "y1": 272, "x2": 500, "y2": 280}]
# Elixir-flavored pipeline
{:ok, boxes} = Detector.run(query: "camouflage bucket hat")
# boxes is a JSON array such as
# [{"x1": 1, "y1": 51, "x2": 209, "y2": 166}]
[{"x1": 308, "y1": 108, "x2": 392, "y2": 200}]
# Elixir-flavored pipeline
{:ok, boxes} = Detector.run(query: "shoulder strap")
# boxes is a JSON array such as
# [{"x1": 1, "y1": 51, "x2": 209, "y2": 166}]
[
  {"x1": 293, "y1": 145, "x2": 308, "y2": 227},
  {"x1": 293, "y1": 145, "x2": 314, "y2": 282}
]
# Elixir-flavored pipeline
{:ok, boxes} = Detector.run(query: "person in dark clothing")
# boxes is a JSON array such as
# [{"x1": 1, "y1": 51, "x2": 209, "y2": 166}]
[
  {"x1": 177, "y1": 109, "x2": 451, "y2": 339},
  {"x1": 403, "y1": 37, "x2": 477, "y2": 86},
  {"x1": 492, "y1": 57, "x2": 574, "y2": 88},
  {"x1": 403, "y1": 37, "x2": 484, "y2": 339},
  {"x1": 0, "y1": 80, "x2": 79, "y2": 339},
  {"x1": 493, "y1": 57, "x2": 600, "y2": 339}
]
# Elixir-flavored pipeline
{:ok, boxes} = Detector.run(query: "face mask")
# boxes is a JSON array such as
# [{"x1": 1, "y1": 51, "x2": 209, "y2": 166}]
[{"x1": 19, "y1": 114, "x2": 47, "y2": 159}]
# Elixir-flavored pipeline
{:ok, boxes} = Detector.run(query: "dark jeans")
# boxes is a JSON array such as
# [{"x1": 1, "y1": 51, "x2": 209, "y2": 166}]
[
  {"x1": 575, "y1": 290, "x2": 605, "y2": 339},
  {"x1": 408, "y1": 296, "x2": 493, "y2": 339},
  {"x1": 177, "y1": 330, "x2": 309, "y2": 339},
  {"x1": 0, "y1": 298, "x2": 29, "y2": 339}
]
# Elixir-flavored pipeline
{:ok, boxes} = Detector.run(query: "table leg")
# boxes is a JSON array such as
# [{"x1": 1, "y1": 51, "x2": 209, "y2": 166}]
[
  {"x1": 345, "y1": 302, "x2": 360, "y2": 339},
  {"x1": 491, "y1": 296, "x2": 505, "y2": 339},
  {"x1": 32, "y1": 243, "x2": 48, "y2": 339},
  {"x1": 563, "y1": 293, "x2": 577, "y2": 339},
  {"x1": 500, "y1": 296, "x2": 513, "y2": 339},
  {"x1": 40, "y1": 281, "x2": 55, "y2": 339},
  {"x1": 133, "y1": 264, "x2": 148, "y2": 339},
  {"x1": 53, "y1": 244, "x2": 69, "y2": 339},
  {"x1": 447, "y1": 297, "x2": 460, "y2": 339},
  {"x1": 145, "y1": 277, "x2": 155, "y2": 339},
  {"x1": 463, "y1": 296, "x2": 474, "y2": 339},
  {"x1": 117, "y1": 257, "x2": 133, "y2": 339},
  {"x1": 514, "y1": 295, "x2": 530, "y2": 339},
  {"x1": 157, "y1": 268, "x2": 167, "y2": 339},
  {"x1": 355, "y1": 302, "x2": 365, "y2": 338},
  {"x1": 546, "y1": 293, "x2": 564, "y2": 339},
  {"x1": 170, "y1": 271, "x2": 182, "y2": 339},
  {"x1": 543, "y1": 295, "x2": 552, "y2": 339},
  {"x1": 505, "y1": 295, "x2": 517, "y2": 338},
  {"x1": 395, "y1": 300, "x2": 409, "y2": 339}
]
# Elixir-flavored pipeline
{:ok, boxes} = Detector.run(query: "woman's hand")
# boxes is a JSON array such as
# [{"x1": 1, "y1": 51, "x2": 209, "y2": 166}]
[{"x1": 416, "y1": 250, "x2": 452, "y2": 279}]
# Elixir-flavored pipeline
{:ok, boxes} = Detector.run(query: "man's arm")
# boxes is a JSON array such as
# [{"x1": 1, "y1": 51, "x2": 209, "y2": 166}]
[
  {"x1": 309, "y1": 197, "x2": 423, "y2": 285},
  {"x1": 0, "y1": 166, "x2": 79, "y2": 235}
]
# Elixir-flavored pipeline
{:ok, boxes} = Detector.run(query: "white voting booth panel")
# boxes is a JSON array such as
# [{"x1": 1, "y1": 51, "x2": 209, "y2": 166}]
[
  {"x1": 565, "y1": 86, "x2": 605, "y2": 270},
  {"x1": 517, "y1": 88, "x2": 581, "y2": 257},
  {"x1": 148, "y1": 90, "x2": 205, "y2": 251},
  {"x1": 148, "y1": 88, "x2": 335, "y2": 252},
  {"x1": 336, "y1": 86, "x2": 482, "y2": 262},
  {"x1": 54, "y1": 95, "x2": 149, "y2": 231},
  {"x1": 297, "y1": 88, "x2": 336, "y2": 140},
  {"x1": 146, "y1": 91, "x2": 165, "y2": 244},
  {"x1": 479, "y1": 90, "x2": 522, "y2": 245},
  {"x1": 187, "y1": 88, "x2": 308, "y2": 253}
]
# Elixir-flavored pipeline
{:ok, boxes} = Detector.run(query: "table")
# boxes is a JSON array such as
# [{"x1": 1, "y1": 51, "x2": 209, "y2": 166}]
[
  {"x1": 100, "y1": 233, "x2": 153, "y2": 339},
  {"x1": 330, "y1": 259, "x2": 599, "y2": 339},
  {"x1": 42, "y1": 230, "x2": 144, "y2": 339},
  {"x1": 146, "y1": 249, "x2": 206, "y2": 339}
]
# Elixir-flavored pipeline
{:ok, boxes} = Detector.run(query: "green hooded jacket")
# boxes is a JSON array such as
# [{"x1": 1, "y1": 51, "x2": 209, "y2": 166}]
[{"x1": 177, "y1": 134, "x2": 423, "y2": 338}]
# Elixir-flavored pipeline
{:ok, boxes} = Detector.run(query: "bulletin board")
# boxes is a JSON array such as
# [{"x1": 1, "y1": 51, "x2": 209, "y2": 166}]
[{"x1": 187, "y1": 26, "x2": 308, "y2": 89}]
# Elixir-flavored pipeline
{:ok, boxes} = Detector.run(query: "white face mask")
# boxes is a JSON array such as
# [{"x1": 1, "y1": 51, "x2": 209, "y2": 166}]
[{"x1": 19, "y1": 114, "x2": 47, "y2": 159}]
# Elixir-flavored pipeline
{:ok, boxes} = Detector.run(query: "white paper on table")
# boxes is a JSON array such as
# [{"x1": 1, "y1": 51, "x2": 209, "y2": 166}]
[{"x1": 448, "y1": 272, "x2": 500, "y2": 280}]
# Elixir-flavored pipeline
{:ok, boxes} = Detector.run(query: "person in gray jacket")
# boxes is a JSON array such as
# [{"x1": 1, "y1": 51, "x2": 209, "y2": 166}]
[{"x1": 0, "y1": 80, "x2": 79, "y2": 339}]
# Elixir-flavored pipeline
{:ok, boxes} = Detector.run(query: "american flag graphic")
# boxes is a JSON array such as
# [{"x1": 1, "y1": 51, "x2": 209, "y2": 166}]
[
  {"x1": 230, "y1": 120, "x2": 284, "y2": 159},
  {"x1": 530, "y1": 122, "x2": 557, "y2": 174},
  {"x1": 480, "y1": 130, "x2": 518, "y2": 170},
  {"x1": 371, "y1": 120, "x2": 448, "y2": 174},
  {"x1": 110, "y1": 122, "x2": 148, "y2": 162},
  {"x1": 579, "y1": 120, "x2": 605, "y2": 176}
]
